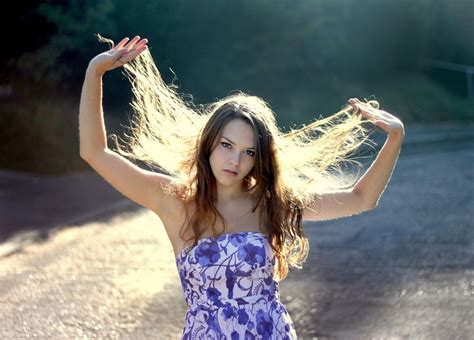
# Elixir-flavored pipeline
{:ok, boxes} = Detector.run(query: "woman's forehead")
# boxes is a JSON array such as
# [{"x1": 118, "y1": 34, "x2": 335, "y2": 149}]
[{"x1": 221, "y1": 120, "x2": 255, "y2": 147}]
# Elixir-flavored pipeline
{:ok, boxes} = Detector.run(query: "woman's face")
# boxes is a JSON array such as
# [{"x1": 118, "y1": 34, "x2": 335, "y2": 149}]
[{"x1": 209, "y1": 119, "x2": 256, "y2": 187}]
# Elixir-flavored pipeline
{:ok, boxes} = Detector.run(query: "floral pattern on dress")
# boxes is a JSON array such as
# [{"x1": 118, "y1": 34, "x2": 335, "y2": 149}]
[{"x1": 175, "y1": 231, "x2": 298, "y2": 339}]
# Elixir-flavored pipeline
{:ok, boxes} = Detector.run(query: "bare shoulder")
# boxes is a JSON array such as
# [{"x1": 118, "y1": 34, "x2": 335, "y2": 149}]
[
  {"x1": 150, "y1": 178, "x2": 191, "y2": 253},
  {"x1": 81, "y1": 149, "x2": 189, "y2": 253}
]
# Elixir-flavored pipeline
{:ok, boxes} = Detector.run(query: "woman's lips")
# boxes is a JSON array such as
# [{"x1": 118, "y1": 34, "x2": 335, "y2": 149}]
[{"x1": 224, "y1": 169, "x2": 238, "y2": 176}]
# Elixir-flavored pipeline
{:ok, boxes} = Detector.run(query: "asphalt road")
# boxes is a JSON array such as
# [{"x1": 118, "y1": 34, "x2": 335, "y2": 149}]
[
  {"x1": 1, "y1": 130, "x2": 473, "y2": 339},
  {"x1": 285, "y1": 138, "x2": 474, "y2": 339}
]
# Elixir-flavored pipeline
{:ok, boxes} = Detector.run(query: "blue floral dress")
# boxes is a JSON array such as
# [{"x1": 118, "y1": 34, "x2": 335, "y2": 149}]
[{"x1": 175, "y1": 231, "x2": 298, "y2": 339}]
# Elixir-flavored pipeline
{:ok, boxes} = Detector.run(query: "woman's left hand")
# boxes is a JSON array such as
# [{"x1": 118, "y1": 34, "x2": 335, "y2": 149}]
[{"x1": 348, "y1": 98, "x2": 404, "y2": 137}]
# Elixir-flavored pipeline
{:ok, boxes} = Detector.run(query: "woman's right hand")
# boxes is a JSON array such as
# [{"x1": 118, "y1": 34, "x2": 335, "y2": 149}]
[{"x1": 88, "y1": 35, "x2": 148, "y2": 76}]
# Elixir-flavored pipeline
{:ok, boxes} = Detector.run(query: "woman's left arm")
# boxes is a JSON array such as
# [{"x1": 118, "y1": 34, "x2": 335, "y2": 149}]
[
  {"x1": 302, "y1": 98, "x2": 404, "y2": 221},
  {"x1": 349, "y1": 98, "x2": 405, "y2": 209}
]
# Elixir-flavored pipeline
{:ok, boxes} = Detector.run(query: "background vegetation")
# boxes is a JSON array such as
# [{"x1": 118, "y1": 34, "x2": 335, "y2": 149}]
[{"x1": 2, "y1": 0, "x2": 473, "y2": 174}]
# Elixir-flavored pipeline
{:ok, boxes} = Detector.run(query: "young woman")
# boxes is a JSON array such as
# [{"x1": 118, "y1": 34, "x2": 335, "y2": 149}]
[{"x1": 79, "y1": 35, "x2": 404, "y2": 339}]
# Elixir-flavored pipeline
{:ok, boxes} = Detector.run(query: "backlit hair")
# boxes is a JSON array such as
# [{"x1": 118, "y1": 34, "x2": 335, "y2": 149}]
[{"x1": 101, "y1": 36, "x2": 376, "y2": 280}]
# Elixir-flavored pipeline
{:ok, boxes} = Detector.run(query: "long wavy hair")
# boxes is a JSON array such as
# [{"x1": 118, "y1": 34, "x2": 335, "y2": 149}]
[{"x1": 101, "y1": 36, "x2": 376, "y2": 280}]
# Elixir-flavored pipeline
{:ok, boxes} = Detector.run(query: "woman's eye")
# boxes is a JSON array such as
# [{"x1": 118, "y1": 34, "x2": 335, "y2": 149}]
[{"x1": 221, "y1": 142, "x2": 254, "y2": 156}]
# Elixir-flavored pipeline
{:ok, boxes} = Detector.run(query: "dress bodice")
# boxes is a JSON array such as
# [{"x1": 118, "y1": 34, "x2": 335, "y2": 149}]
[{"x1": 175, "y1": 231, "x2": 298, "y2": 339}]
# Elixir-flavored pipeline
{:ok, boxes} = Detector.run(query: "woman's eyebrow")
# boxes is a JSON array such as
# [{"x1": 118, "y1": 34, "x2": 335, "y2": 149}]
[{"x1": 222, "y1": 136, "x2": 255, "y2": 149}]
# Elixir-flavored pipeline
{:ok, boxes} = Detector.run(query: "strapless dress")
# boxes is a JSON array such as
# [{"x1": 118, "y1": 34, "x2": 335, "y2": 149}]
[{"x1": 175, "y1": 231, "x2": 298, "y2": 339}]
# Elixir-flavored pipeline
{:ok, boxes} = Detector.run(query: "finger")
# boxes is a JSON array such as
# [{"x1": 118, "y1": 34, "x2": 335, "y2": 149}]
[
  {"x1": 347, "y1": 98, "x2": 359, "y2": 112},
  {"x1": 114, "y1": 37, "x2": 130, "y2": 50},
  {"x1": 124, "y1": 35, "x2": 141, "y2": 50},
  {"x1": 134, "y1": 39, "x2": 148, "y2": 51},
  {"x1": 348, "y1": 98, "x2": 366, "y2": 114},
  {"x1": 116, "y1": 45, "x2": 147, "y2": 65},
  {"x1": 111, "y1": 48, "x2": 130, "y2": 62},
  {"x1": 126, "y1": 45, "x2": 148, "y2": 60},
  {"x1": 135, "y1": 44, "x2": 148, "y2": 54},
  {"x1": 347, "y1": 98, "x2": 359, "y2": 107},
  {"x1": 357, "y1": 106, "x2": 382, "y2": 122},
  {"x1": 359, "y1": 102, "x2": 380, "y2": 115}
]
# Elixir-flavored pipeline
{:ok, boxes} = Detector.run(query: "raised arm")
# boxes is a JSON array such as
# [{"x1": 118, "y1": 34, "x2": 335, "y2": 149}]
[
  {"x1": 349, "y1": 98, "x2": 405, "y2": 208},
  {"x1": 78, "y1": 36, "x2": 174, "y2": 213},
  {"x1": 303, "y1": 98, "x2": 405, "y2": 221},
  {"x1": 78, "y1": 35, "x2": 175, "y2": 211},
  {"x1": 79, "y1": 36, "x2": 148, "y2": 157}
]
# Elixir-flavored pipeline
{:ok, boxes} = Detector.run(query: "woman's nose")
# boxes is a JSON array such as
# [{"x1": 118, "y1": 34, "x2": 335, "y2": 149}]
[{"x1": 229, "y1": 152, "x2": 241, "y2": 166}]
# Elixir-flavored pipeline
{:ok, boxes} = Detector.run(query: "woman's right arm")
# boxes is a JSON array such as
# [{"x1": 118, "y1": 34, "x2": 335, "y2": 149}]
[
  {"x1": 77, "y1": 36, "x2": 179, "y2": 217},
  {"x1": 77, "y1": 36, "x2": 183, "y2": 228},
  {"x1": 79, "y1": 35, "x2": 148, "y2": 157},
  {"x1": 78, "y1": 65, "x2": 107, "y2": 157}
]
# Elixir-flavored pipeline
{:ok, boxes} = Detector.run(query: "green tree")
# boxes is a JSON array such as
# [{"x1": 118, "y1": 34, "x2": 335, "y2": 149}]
[{"x1": 16, "y1": 0, "x2": 117, "y2": 92}]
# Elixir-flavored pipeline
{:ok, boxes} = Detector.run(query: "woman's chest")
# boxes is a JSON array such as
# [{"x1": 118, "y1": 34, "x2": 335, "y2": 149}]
[{"x1": 212, "y1": 200, "x2": 263, "y2": 233}]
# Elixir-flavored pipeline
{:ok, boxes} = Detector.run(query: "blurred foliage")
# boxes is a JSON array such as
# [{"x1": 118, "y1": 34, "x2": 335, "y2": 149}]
[
  {"x1": 8, "y1": 0, "x2": 474, "y2": 117},
  {"x1": 1, "y1": 0, "x2": 473, "y2": 174},
  {"x1": 429, "y1": 2, "x2": 474, "y2": 64},
  {"x1": 15, "y1": 0, "x2": 117, "y2": 92}
]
